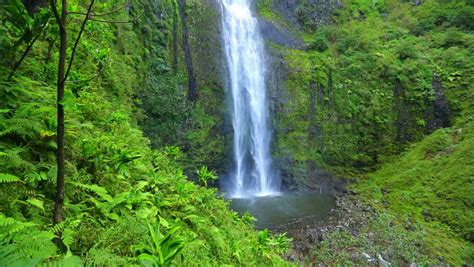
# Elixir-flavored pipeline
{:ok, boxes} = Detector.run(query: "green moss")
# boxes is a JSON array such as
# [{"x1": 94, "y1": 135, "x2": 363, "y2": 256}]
[
  {"x1": 313, "y1": 213, "x2": 439, "y2": 265},
  {"x1": 256, "y1": 0, "x2": 280, "y2": 24},
  {"x1": 357, "y1": 124, "x2": 474, "y2": 264}
]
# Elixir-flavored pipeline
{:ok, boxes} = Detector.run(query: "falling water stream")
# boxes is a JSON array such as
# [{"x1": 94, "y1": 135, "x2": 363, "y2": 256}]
[
  {"x1": 220, "y1": 0, "x2": 279, "y2": 197},
  {"x1": 219, "y1": 0, "x2": 336, "y2": 228}
]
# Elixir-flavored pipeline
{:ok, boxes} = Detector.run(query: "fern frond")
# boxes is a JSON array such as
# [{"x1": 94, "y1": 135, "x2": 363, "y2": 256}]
[
  {"x1": 24, "y1": 171, "x2": 49, "y2": 183},
  {"x1": 61, "y1": 228, "x2": 75, "y2": 254},
  {"x1": 0, "y1": 146, "x2": 35, "y2": 172},
  {"x1": 16, "y1": 188, "x2": 37, "y2": 198},
  {"x1": 0, "y1": 117, "x2": 43, "y2": 139},
  {"x1": 0, "y1": 214, "x2": 18, "y2": 227},
  {"x1": 40, "y1": 255, "x2": 83, "y2": 267},
  {"x1": 0, "y1": 228, "x2": 57, "y2": 267},
  {"x1": 71, "y1": 182, "x2": 113, "y2": 202},
  {"x1": 84, "y1": 248, "x2": 130, "y2": 267},
  {"x1": 0, "y1": 244, "x2": 30, "y2": 267},
  {"x1": 26, "y1": 198, "x2": 44, "y2": 211},
  {"x1": 50, "y1": 218, "x2": 81, "y2": 249},
  {"x1": 0, "y1": 214, "x2": 36, "y2": 239},
  {"x1": 50, "y1": 220, "x2": 67, "y2": 235},
  {"x1": 0, "y1": 173, "x2": 20, "y2": 183}
]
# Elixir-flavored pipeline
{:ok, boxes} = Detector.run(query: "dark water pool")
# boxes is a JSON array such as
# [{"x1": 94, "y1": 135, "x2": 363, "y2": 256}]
[{"x1": 229, "y1": 193, "x2": 336, "y2": 229}]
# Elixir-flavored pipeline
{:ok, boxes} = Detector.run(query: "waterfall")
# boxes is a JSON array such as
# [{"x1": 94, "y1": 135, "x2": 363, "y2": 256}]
[{"x1": 220, "y1": 0, "x2": 280, "y2": 197}]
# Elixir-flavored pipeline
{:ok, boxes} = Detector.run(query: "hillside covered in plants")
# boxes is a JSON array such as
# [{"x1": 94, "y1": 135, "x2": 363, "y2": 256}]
[
  {"x1": 0, "y1": 0, "x2": 473, "y2": 266},
  {"x1": 0, "y1": 0, "x2": 289, "y2": 265}
]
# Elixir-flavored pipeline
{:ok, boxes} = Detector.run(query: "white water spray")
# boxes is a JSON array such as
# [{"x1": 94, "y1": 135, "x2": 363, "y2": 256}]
[{"x1": 220, "y1": 0, "x2": 279, "y2": 197}]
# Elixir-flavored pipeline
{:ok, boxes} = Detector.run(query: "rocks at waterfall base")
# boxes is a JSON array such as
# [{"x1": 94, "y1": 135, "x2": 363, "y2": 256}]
[
  {"x1": 270, "y1": 189, "x2": 431, "y2": 265},
  {"x1": 271, "y1": 192, "x2": 375, "y2": 262}
]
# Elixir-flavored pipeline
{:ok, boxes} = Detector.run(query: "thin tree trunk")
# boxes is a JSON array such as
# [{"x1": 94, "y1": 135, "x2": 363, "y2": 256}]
[
  {"x1": 50, "y1": 0, "x2": 94, "y2": 239},
  {"x1": 177, "y1": 0, "x2": 197, "y2": 101},
  {"x1": 51, "y1": 0, "x2": 67, "y2": 230}
]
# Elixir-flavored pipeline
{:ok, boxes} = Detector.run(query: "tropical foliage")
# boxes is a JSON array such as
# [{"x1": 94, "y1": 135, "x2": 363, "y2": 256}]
[
  {"x1": 1, "y1": 0, "x2": 472, "y2": 265},
  {"x1": 0, "y1": 0, "x2": 289, "y2": 265}
]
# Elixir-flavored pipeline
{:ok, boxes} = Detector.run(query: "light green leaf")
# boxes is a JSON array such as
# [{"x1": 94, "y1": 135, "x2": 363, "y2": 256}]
[
  {"x1": 27, "y1": 198, "x2": 44, "y2": 211},
  {"x1": 0, "y1": 173, "x2": 20, "y2": 183},
  {"x1": 159, "y1": 216, "x2": 170, "y2": 229}
]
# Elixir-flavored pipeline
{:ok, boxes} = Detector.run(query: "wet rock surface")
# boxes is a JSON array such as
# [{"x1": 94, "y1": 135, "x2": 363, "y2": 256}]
[
  {"x1": 271, "y1": 0, "x2": 342, "y2": 31},
  {"x1": 259, "y1": 18, "x2": 303, "y2": 49}
]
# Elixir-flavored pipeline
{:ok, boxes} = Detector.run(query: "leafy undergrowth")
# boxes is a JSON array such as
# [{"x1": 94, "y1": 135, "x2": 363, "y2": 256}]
[
  {"x1": 0, "y1": 74, "x2": 290, "y2": 266},
  {"x1": 356, "y1": 123, "x2": 474, "y2": 265},
  {"x1": 0, "y1": 0, "x2": 290, "y2": 264}
]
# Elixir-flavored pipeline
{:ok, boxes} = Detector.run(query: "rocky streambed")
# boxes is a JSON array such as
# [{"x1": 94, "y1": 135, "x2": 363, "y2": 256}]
[
  {"x1": 269, "y1": 189, "x2": 426, "y2": 266},
  {"x1": 271, "y1": 191, "x2": 377, "y2": 262}
]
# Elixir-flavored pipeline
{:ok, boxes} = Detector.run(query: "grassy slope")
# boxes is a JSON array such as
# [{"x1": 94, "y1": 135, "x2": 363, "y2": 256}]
[{"x1": 357, "y1": 123, "x2": 474, "y2": 264}]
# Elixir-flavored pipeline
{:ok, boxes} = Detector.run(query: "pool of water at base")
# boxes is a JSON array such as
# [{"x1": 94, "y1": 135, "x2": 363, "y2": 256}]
[{"x1": 229, "y1": 193, "x2": 336, "y2": 229}]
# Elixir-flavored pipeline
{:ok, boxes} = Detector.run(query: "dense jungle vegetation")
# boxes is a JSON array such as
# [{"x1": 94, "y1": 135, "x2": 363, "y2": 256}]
[
  {"x1": 0, "y1": 0, "x2": 473, "y2": 266},
  {"x1": 0, "y1": 0, "x2": 289, "y2": 265}
]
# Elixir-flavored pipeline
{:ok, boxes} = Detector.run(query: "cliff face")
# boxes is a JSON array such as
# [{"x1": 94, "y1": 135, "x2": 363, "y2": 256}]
[
  {"x1": 252, "y1": 0, "x2": 467, "y2": 191},
  {"x1": 257, "y1": 0, "x2": 344, "y2": 190},
  {"x1": 181, "y1": 0, "x2": 467, "y2": 193},
  {"x1": 270, "y1": 0, "x2": 341, "y2": 30},
  {"x1": 183, "y1": 0, "x2": 373, "y2": 189},
  {"x1": 182, "y1": 0, "x2": 342, "y2": 186}
]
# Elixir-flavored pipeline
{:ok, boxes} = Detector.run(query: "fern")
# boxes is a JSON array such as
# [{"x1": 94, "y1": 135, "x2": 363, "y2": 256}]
[
  {"x1": 0, "y1": 214, "x2": 36, "y2": 239},
  {"x1": 25, "y1": 198, "x2": 44, "y2": 211},
  {"x1": 84, "y1": 248, "x2": 130, "y2": 267},
  {"x1": 0, "y1": 145, "x2": 35, "y2": 172},
  {"x1": 24, "y1": 171, "x2": 49, "y2": 183},
  {"x1": 0, "y1": 173, "x2": 20, "y2": 183},
  {"x1": 0, "y1": 238, "x2": 56, "y2": 267},
  {"x1": 0, "y1": 115, "x2": 43, "y2": 139},
  {"x1": 0, "y1": 230, "x2": 82, "y2": 267},
  {"x1": 0, "y1": 214, "x2": 18, "y2": 227},
  {"x1": 0, "y1": 214, "x2": 57, "y2": 267},
  {"x1": 71, "y1": 182, "x2": 113, "y2": 202},
  {"x1": 49, "y1": 218, "x2": 82, "y2": 254},
  {"x1": 0, "y1": 244, "x2": 33, "y2": 267},
  {"x1": 50, "y1": 221, "x2": 67, "y2": 237}
]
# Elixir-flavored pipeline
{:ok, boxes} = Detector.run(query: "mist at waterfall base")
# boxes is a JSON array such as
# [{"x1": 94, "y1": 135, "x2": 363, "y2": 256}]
[{"x1": 219, "y1": 0, "x2": 335, "y2": 227}]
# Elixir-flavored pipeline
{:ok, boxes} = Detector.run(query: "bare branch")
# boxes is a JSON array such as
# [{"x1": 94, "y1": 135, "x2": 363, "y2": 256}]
[
  {"x1": 66, "y1": 68, "x2": 102, "y2": 83},
  {"x1": 7, "y1": 23, "x2": 47, "y2": 81},
  {"x1": 63, "y1": 0, "x2": 95, "y2": 84}
]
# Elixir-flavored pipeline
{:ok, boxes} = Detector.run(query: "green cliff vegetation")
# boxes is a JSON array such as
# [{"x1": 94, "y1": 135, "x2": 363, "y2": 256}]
[
  {"x1": 260, "y1": 0, "x2": 473, "y2": 264},
  {"x1": 1, "y1": 0, "x2": 473, "y2": 265},
  {"x1": 0, "y1": 0, "x2": 288, "y2": 265},
  {"x1": 268, "y1": 0, "x2": 473, "y2": 174}
]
